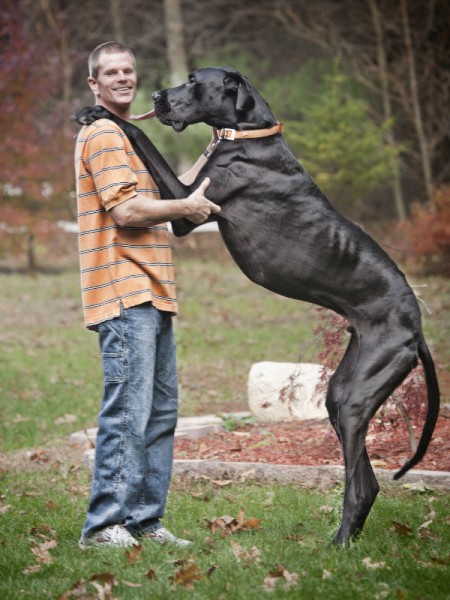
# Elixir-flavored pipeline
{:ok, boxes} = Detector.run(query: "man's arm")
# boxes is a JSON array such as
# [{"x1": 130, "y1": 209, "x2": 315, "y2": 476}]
[{"x1": 110, "y1": 177, "x2": 220, "y2": 227}]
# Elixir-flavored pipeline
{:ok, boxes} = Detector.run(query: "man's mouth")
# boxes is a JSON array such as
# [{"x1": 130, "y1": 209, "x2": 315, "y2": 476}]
[{"x1": 114, "y1": 86, "x2": 132, "y2": 92}]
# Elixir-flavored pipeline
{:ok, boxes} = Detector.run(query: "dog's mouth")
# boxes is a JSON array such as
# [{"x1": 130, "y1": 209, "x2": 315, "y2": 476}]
[
  {"x1": 155, "y1": 109, "x2": 188, "y2": 132},
  {"x1": 169, "y1": 119, "x2": 188, "y2": 132},
  {"x1": 130, "y1": 100, "x2": 189, "y2": 132}
]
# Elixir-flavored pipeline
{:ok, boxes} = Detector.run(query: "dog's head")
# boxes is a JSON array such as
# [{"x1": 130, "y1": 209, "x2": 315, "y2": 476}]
[{"x1": 152, "y1": 66, "x2": 275, "y2": 131}]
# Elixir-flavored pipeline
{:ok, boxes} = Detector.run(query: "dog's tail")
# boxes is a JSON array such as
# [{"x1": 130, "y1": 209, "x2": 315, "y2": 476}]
[{"x1": 393, "y1": 332, "x2": 440, "y2": 480}]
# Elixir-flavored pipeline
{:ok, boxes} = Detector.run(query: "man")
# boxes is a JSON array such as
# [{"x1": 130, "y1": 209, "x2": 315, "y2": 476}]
[{"x1": 75, "y1": 41, "x2": 220, "y2": 549}]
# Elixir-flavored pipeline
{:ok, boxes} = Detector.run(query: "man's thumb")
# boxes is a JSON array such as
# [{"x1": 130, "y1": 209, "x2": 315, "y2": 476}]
[{"x1": 199, "y1": 177, "x2": 211, "y2": 192}]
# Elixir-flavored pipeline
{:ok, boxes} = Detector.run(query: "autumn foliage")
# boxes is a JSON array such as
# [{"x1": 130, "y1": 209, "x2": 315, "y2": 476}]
[
  {"x1": 0, "y1": 2, "x2": 75, "y2": 270},
  {"x1": 400, "y1": 185, "x2": 450, "y2": 276}
]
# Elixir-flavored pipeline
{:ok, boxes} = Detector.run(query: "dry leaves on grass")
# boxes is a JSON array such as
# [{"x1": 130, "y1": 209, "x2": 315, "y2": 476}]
[
  {"x1": 23, "y1": 526, "x2": 58, "y2": 575},
  {"x1": 263, "y1": 564, "x2": 299, "y2": 592},
  {"x1": 230, "y1": 539, "x2": 261, "y2": 566},
  {"x1": 169, "y1": 559, "x2": 204, "y2": 589},
  {"x1": 124, "y1": 543, "x2": 143, "y2": 565},
  {"x1": 58, "y1": 572, "x2": 117, "y2": 600},
  {"x1": 362, "y1": 557, "x2": 387, "y2": 570},
  {"x1": 206, "y1": 509, "x2": 262, "y2": 537}
]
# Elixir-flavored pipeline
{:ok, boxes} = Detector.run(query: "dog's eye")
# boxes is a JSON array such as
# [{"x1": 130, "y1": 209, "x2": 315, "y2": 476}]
[{"x1": 186, "y1": 78, "x2": 196, "y2": 88}]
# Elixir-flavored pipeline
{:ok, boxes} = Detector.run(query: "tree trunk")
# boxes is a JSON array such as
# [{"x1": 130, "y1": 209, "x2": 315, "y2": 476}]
[
  {"x1": 400, "y1": 0, "x2": 434, "y2": 204},
  {"x1": 164, "y1": 0, "x2": 189, "y2": 86},
  {"x1": 368, "y1": 0, "x2": 406, "y2": 221},
  {"x1": 39, "y1": 0, "x2": 72, "y2": 102},
  {"x1": 26, "y1": 230, "x2": 37, "y2": 275},
  {"x1": 109, "y1": 0, "x2": 124, "y2": 43},
  {"x1": 163, "y1": 0, "x2": 191, "y2": 173}
]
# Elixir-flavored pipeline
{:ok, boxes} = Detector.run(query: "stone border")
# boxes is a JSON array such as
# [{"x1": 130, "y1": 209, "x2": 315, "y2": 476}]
[{"x1": 172, "y1": 459, "x2": 450, "y2": 491}]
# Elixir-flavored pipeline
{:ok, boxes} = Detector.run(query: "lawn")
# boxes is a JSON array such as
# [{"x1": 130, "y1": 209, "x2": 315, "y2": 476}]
[
  {"x1": 1, "y1": 466, "x2": 449, "y2": 599},
  {"x1": 0, "y1": 235, "x2": 449, "y2": 598}
]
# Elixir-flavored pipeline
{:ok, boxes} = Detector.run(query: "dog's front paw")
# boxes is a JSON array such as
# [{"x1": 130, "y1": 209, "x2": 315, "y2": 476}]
[{"x1": 72, "y1": 105, "x2": 112, "y2": 125}]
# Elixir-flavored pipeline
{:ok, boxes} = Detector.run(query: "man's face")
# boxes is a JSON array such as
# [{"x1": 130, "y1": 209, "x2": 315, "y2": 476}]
[{"x1": 88, "y1": 51, "x2": 137, "y2": 118}]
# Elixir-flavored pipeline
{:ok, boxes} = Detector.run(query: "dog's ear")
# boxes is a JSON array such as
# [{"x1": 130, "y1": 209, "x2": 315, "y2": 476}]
[{"x1": 224, "y1": 74, "x2": 255, "y2": 112}]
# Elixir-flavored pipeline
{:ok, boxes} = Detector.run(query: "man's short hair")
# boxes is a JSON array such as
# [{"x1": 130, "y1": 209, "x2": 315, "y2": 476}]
[{"x1": 88, "y1": 41, "x2": 135, "y2": 79}]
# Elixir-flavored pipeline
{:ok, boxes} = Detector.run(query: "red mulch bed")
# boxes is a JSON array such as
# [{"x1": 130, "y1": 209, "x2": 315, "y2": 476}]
[{"x1": 174, "y1": 416, "x2": 450, "y2": 472}]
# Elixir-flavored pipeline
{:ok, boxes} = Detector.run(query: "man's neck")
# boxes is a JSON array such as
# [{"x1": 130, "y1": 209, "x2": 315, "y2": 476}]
[{"x1": 97, "y1": 101, "x2": 130, "y2": 121}]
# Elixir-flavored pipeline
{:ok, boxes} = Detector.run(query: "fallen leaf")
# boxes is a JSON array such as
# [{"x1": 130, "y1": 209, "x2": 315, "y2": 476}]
[
  {"x1": 145, "y1": 569, "x2": 157, "y2": 580},
  {"x1": 212, "y1": 479, "x2": 233, "y2": 487},
  {"x1": 13, "y1": 414, "x2": 31, "y2": 424},
  {"x1": 119, "y1": 580, "x2": 143, "y2": 588},
  {"x1": 59, "y1": 573, "x2": 117, "y2": 600},
  {"x1": 206, "y1": 512, "x2": 262, "y2": 536},
  {"x1": 170, "y1": 561, "x2": 204, "y2": 589},
  {"x1": 31, "y1": 538, "x2": 57, "y2": 565},
  {"x1": 125, "y1": 543, "x2": 143, "y2": 565},
  {"x1": 54, "y1": 413, "x2": 78, "y2": 426},
  {"x1": 417, "y1": 519, "x2": 433, "y2": 531},
  {"x1": 263, "y1": 564, "x2": 299, "y2": 592},
  {"x1": 401, "y1": 480, "x2": 434, "y2": 493},
  {"x1": 28, "y1": 449, "x2": 49, "y2": 463},
  {"x1": 230, "y1": 539, "x2": 261, "y2": 566},
  {"x1": 90, "y1": 581, "x2": 116, "y2": 600},
  {"x1": 0, "y1": 504, "x2": 12, "y2": 514},
  {"x1": 191, "y1": 491, "x2": 210, "y2": 501},
  {"x1": 206, "y1": 565, "x2": 218, "y2": 577},
  {"x1": 29, "y1": 525, "x2": 55, "y2": 538},
  {"x1": 390, "y1": 521, "x2": 413, "y2": 536},
  {"x1": 322, "y1": 569, "x2": 332, "y2": 579},
  {"x1": 319, "y1": 505, "x2": 335, "y2": 514},
  {"x1": 362, "y1": 557, "x2": 386, "y2": 570},
  {"x1": 240, "y1": 468, "x2": 256, "y2": 482},
  {"x1": 23, "y1": 564, "x2": 42, "y2": 575}
]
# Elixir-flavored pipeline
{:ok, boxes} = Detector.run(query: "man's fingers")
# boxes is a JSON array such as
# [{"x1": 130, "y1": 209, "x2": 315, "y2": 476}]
[
  {"x1": 209, "y1": 202, "x2": 221, "y2": 213},
  {"x1": 197, "y1": 177, "x2": 211, "y2": 193}
]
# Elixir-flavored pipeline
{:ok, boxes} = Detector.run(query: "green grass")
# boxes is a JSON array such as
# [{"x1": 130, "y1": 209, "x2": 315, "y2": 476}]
[
  {"x1": 0, "y1": 243, "x2": 449, "y2": 598},
  {"x1": 0, "y1": 468, "x2": 449, "y2": 599}
]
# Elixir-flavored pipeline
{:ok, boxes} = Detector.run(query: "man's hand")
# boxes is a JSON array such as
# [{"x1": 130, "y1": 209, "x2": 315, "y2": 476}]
[{"x1": 185, "y1": 178, "x2": 221, "y2": 224}]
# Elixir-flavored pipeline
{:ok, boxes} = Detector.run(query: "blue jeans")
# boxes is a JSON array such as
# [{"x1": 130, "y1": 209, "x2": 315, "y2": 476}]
[{"x1": 82, "y1": 303, "x2": 178, "y2": 538}]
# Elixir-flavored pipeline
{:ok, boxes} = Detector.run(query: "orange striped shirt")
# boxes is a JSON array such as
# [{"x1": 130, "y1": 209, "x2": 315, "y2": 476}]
[{"x1": 75, "y1": 118, "x2": 177, "y2": 329}]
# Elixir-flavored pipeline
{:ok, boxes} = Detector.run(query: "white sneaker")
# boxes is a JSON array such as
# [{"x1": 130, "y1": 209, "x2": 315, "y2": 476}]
[
  {"x1": 141, "y1": 526, "x2": 192, "y2": 547},
  {"x1": 79, "y1": 525, "x2": 139, "y2": 549}
]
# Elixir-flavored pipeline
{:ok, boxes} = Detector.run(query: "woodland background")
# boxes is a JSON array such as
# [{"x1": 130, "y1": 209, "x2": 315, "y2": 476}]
[{"x1": 0, "y1": 0, "x2": 449, "y2": 273}]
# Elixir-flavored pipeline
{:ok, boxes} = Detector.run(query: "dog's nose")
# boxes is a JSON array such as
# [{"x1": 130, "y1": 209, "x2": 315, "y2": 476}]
[{"x1": 152, "y1": 91, "x2": 161, "y2": 101}]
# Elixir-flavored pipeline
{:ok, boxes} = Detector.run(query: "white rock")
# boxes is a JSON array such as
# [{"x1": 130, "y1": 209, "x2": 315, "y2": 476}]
[{"x1": 248, "y1": 362, "x2": 329, "y2": 422}]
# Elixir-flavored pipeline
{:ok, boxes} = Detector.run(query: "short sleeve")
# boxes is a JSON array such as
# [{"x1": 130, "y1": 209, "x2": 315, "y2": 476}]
[{"x1": 82, "y1": 120, "x2": 138, "y2": 210}]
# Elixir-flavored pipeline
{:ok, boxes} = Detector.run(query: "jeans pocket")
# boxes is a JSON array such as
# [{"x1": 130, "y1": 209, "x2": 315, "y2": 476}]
[{"x1": 99, "y1": 319, "x2": 128, "y2": 382}]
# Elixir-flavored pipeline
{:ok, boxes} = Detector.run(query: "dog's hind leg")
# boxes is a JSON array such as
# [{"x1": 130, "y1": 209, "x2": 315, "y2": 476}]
[
  {"x1": 331, "y1": 330, "x2": 419, "y2": 546},
  {"x1": 325, "y1": 330, "x2": 379, "y2": 545}
]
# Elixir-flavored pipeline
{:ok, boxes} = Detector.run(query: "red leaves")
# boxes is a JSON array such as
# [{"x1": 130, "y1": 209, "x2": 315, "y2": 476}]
[{"x1": 401, "y1": 185, "x2": 450, "y2": 276}]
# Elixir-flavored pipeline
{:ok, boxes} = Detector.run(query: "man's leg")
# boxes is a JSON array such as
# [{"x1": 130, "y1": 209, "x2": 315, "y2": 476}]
[
  {"x1": 125, "y1": 307, "x2": 179, "y2": 534},
  {"x1": 81, "y1": 303, "x2": 176, "y2": 540}
]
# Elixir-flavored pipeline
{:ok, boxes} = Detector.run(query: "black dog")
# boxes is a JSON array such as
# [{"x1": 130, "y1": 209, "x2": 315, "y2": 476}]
[{"x1": 75, "y1": 66, "x2": 440, "y2": 545}]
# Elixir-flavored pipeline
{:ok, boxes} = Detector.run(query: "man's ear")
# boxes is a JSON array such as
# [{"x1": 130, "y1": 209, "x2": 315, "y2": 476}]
[{"x1": 87, "y1": 76, "x2": 98, "y2": 95}]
